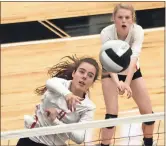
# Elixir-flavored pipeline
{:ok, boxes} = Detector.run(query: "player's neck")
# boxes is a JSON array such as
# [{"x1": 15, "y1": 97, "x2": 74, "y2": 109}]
[{"x1": 117, "y1": 31, "x2": 128, "y2": 41}]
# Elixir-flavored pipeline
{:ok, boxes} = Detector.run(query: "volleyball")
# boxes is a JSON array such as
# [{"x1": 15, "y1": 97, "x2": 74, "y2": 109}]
[{"x1": 99, "y1": 40, "x2": 132, "y2": 73}]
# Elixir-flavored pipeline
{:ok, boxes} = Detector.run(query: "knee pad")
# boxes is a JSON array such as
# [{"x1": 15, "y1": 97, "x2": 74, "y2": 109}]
[
  {"x1": 105, "y1": 114, "x2": 118, "y2": 129},
  {"x1": 143, "y1": 111, "x2": 155, "y2": 125}
]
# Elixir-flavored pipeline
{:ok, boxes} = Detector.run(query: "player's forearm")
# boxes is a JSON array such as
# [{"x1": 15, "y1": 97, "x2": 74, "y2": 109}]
[
  {"x1": 69, "y1": 130, "x2": 86, "y2": 144},
  {"x1": 109, "y1": 72, "x2": 119, "y2": 86},
  {"x1": 54, "y1": 117, "x2": 86, "y2": 144}
]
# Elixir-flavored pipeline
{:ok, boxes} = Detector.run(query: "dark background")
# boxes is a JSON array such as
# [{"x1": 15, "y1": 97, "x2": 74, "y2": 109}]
[{"x1": 0, "y1": 8, "x2": 165, "y2": 44}]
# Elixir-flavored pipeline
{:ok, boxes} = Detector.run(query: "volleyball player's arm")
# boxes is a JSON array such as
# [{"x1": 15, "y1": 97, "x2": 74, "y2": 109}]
[
  {"x1": 100, "y1": 29, "x2": 121, "y2": 87},
  {"x1": 46, "y1": 77, "x2": 72, "y2": 97},
  {"x1": 48, "y1": 108, "x2": 94, "y2": 144},
  {"x1": 68, "y1": 109, "x2": 95, "y2": 144},
  {"x1": 109, "y1": 72, "x2": 120, "y2": 86},
  {"x1": 125, "y1": 26, "x2": 144, "y2": 85},
  {"x1": 46, "y1": 77, "x2": 81, "y2": 111},
  {"x1": 100, "y1": 28, "x2": 112, "y2": 44}
]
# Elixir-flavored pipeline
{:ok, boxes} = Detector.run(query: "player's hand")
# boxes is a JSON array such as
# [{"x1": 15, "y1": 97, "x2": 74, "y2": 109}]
[
  {"x1": 117, "y1": 81, "x2": 132, "y2": 98},
  {"x1": 123, "y1": 83, "x2": 132, "y2": 98},
  {"x1": 116, "y1": 81, "x2": 125, "y2": 94},
  {"x1": 65, "y1": 93, "x2": 83, "y2": 112},
  {"x1": 45, "y1": 108, "x2": 58, "y2": 122}
]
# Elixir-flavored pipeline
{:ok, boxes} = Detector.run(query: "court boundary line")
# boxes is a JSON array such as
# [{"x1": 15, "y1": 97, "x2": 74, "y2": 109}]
[
  {"x1": 1, "y1": 27, "x2": 164, "y2": 48},
  {"x1": 119, "y1": 109, "x2": 139, "y2": 114}
]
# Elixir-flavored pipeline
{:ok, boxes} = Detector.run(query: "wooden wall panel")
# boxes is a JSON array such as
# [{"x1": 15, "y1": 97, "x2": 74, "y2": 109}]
[{"x1": 1, "y1": 2, "x2": 165, "y2": 24}]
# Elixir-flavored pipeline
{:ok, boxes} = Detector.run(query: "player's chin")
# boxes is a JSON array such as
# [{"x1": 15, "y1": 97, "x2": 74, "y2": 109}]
[{"x1": 77, "y1": 84, "x2": 86, "y2": 92}]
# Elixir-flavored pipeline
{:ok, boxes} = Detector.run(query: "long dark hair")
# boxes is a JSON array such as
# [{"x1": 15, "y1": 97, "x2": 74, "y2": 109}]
[{"x1": 35, "y1": 55, "x2": 99, "y2": 95}]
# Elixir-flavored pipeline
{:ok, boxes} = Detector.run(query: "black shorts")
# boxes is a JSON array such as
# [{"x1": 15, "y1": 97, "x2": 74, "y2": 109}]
[
  {"x1": 16, "y1": 138, "x2": 48, "y2": 146},
  {"x1": 101, "y1": 68, "x2": 142, "y2": 81}
]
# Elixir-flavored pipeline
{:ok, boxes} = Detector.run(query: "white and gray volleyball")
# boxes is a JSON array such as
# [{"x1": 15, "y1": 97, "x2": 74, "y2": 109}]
[{"x1": 99, "y1": 40, "x2": 132, "y2": 73}]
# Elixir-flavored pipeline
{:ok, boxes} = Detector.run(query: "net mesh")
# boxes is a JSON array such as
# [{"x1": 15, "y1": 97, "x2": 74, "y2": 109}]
[
  {"x1": 1, "y1": 112, "x2": 165, "y2": 146},
  {"x1": 87, "y1": 119, "x2": 164, "y2": 146}
]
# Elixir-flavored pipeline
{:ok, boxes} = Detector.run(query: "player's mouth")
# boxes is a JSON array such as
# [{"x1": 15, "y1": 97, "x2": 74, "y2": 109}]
[
  {"x1": 79, "y1": 81, "x2": 85, "y2": 86},
  {"x1": 122, "y1": 24, "x2": 127, "y2": 28}
]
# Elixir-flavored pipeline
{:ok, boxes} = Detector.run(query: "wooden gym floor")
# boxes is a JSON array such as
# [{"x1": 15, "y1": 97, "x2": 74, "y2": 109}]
[{"x1": 1, "y1": 28, "x2": 164, "y2": 145}]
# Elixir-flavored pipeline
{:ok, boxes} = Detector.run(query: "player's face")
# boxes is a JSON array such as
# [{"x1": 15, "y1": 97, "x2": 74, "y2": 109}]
[
  {"x1": 72, "y1": 62, "x2": 96, "y2": 93},
  {"x1": 114, "y1": 8, "x2": 133, "y2": 34}
]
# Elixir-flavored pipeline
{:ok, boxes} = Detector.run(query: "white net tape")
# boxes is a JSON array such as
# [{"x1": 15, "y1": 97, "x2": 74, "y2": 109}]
[{"x1": 1, "y1": 112, "x2": 164, "y2": 140}]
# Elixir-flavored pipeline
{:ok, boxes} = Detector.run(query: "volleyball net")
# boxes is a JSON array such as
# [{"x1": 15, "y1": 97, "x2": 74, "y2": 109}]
[{"x1": 1, "y1": 112, "x2": 165, "y2": 146}]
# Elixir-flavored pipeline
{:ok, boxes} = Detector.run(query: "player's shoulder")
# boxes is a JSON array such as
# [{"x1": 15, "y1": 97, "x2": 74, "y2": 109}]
[
  {"x1": 133, "y1": 23, "x2": 144, "y2": 32},
  {"x1": 87, "y1": 99, "x2": 96, "y2": 110},
  {"x1": 83, "y1": 96, "x2": 96, "y2": 111},
  {"x1": 76, "y1": 96, "x2": 96, "y2": 115},
  {"x1": 48, "y1": 77, "x2": 69, "y2": 84},
  {"x1": 101, "y1": 24, "x2": 115, "y2": 34},
  {"x1": 46, "y1": 77, "x2": 71, "y2": 89}
]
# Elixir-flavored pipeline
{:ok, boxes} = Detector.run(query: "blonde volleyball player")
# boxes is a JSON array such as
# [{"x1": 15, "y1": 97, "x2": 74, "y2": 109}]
[
  {"x1": 100, "y1": 3, "x2": 155, "y2": 146},
  {"x1": 16, "y1": 55, "x2": 99, "y2": 146}
]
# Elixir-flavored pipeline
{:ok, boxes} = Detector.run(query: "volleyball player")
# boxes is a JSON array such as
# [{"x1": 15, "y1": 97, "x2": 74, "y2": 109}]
[
  {"x1": 100, "y1": 3, "x2": 156, "y2": 146},
  {"x1": 16, "y1": 55, "x2": 99, "y2": 146}
]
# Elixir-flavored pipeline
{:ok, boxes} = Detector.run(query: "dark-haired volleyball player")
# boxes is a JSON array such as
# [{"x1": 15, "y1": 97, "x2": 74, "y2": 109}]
[{"x1": 17, "y1": 55, "x2": 100, "y2": 146}]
